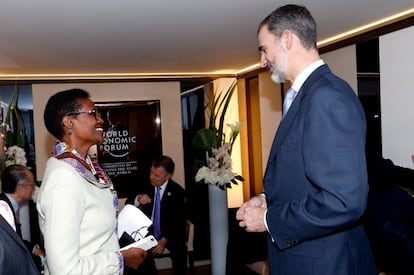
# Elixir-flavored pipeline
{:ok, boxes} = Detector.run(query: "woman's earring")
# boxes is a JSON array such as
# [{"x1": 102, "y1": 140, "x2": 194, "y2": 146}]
[{"x1": 68, "y1": 129, "x2": 73, "y2": 135}]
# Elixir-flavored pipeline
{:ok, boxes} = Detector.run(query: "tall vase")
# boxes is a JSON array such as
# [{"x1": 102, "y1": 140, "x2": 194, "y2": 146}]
[{"x1": 208, "y1": 184, "x2": 229, "y2": 275}]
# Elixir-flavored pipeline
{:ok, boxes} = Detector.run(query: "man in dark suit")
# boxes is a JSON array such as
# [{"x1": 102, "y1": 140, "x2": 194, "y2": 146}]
[
  {"x1": 126, "y1": 155, "x2": 187, "y2": 275},
  {"x1": 0, "y1": 164, "x2": 45, "y2": 273},
  {"x1": 0, "y1": 133, "x2": 39, "y2": 275},
  {"x1": 0, "y1": 215, "x2": 39, "y2": 275},
  {"x1": 237, "y1": 4, "x2": 376, "y2": 275},
  {"x1": 364, "y1": 151, "x2": 414, "y2": 274}
]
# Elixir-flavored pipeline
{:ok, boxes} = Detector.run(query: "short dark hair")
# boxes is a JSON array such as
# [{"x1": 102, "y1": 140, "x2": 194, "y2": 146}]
[
  {"x1": 258, "y1": 4, "x2": 317, "y2": 50},
  {"x1": 152, "y1": 155, "x2": 175, "y2": 174},
  {"x1": 1, "y1": 165, "x2": 32, "y2": 193},
  {"x1": 43, "y1": 88, "x2": 90, "y2": 140}
]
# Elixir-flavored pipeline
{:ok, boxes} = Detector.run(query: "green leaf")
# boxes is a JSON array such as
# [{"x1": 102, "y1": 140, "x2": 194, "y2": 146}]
[
  {"x1": 216, "y1": 81, "x2": 237, "y2": 146},
  {"x1": 192, "y1": 128, "x2": 216, "y2": 151},
  {"x1": 234, "y1": 175, "x2": 245, "y2": 181},
  {"x1": 4, "y1": 85, "x2": 26, "y2": 148}
]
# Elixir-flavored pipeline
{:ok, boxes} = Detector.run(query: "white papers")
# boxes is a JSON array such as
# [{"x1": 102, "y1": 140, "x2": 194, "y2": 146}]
[
  {"x1": 117, "y1": 204, "x2": 152, "y2": 241},
  {"x1": 119, "y1": 235, "x2": 158, "y2": 251}
]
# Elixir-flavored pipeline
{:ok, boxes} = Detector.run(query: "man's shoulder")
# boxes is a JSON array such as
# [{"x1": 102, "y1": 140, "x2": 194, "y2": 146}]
[
  {"x1": 0, "y1": 193, "x2": 11, "y2": 204},
  {"x1": 167, "y1": 179, "x2": 185, "y2": 191}
]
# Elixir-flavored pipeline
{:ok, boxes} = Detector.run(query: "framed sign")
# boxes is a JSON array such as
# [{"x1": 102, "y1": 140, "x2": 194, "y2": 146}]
[{"x1": 94, "y1": 100, "x2": 162, "y2": 198}]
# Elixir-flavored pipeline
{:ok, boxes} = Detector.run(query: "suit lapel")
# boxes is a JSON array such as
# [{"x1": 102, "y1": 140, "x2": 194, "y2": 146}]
[
  {"x1": 0, "y1": 193, "x2": 20, "y2": 236},
  {"x1": 0, "y1": 215, "x2": 27, "y2": 250},
  {"x1": 161, "y1": 180, "x2": 173, "y2": 204},
  {"x1": 265, "y1": 65, "x2": 330, "y2": 172},
  {"x1": 265, "y1": 92, "x2": 301, "y2": 172}
]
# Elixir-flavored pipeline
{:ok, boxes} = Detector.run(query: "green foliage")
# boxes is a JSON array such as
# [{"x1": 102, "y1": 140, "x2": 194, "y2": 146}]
[
  {"x1": 192, "y1": 81, "x2": 238, "y2": 154},
  {"x1": 4, "y1": 85, "x2": 25, "y2": 148}
]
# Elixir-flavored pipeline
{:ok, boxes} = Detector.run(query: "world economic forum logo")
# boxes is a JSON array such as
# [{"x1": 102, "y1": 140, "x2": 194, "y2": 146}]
[{"x1": 100, "y1": 129, "x2": 137, "y2": 158}]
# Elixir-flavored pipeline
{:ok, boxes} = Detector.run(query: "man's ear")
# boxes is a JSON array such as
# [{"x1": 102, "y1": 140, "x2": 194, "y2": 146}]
[{"x1": 281, "y1": 29, "x2": 293, "y2": 50}]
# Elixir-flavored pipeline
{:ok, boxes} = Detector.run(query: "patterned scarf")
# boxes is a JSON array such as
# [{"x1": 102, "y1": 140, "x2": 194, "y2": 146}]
[
  {"x1": 53, "y1": 141, "x2": 113, "y2": 189},
  {"x1": 53, "y1": 141, "x2": 119, "y2": 225}
]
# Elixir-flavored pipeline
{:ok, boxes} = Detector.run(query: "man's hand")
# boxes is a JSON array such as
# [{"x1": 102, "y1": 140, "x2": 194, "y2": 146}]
[
  {"x1": 236, "y1": 195, "x2": 267, "y2": 232},
  {"x1": 236, "y1": 195, "x2": 266, "y2": 220},
  {"x1": 152, "y1": 237, "x2": 167, "y2": 255},
  {"x1": 32, "y1": 245, "x2": 45, "y2": 257},
  {"x1": 239, "y1": 206, "x2": 267, "y2": 232},
  {"x1": 136, "y1": 194, "x2": 152, "y2": 205}
]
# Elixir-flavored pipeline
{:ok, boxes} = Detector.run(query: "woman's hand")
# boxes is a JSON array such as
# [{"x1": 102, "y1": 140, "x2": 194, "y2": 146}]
[{"x1": 121, "y1": 247, "x2": 147, "y2": 269}]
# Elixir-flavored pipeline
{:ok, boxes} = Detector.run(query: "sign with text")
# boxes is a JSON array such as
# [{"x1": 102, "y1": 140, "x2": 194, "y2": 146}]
[{"x1": 95, "y1": 101, "x2": 162, "y2": 197}]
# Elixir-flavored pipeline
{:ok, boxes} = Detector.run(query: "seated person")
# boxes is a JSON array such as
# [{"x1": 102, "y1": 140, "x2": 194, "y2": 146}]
[
  {"x1": 126, "y1": 155, "x2": 187, "y2": 275},
  {"x1": 364, "y1": 152, "x2": 414, "y2": 275}
]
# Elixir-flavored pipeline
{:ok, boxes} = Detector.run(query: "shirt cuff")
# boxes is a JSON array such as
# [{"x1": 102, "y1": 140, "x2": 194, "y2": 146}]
[
  {"x1": 263, "y1": 209, "x2": 269, "y2": 231},
  {"x1": 134, "y1": 196, "x2": 140, "y2": 207},
  {"x1": 117, "y1": 251, "x2": 124, "y2": 275}
]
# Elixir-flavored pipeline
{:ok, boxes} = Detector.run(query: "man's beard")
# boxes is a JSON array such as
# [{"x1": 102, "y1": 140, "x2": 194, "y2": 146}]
[
  {"x1": 269, "y1": 52, "x2": 287, "y2": 84},
  {"x1": 270, "y1": 69, "x2": 286, "y2": 83}
]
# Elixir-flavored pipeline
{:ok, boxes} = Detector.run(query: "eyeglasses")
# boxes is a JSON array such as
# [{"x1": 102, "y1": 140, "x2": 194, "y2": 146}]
[
  {"x1": 21, "y1": 183, "x2": 35, "y2": 188},
  {"x1": 18, "y1": 183, "x2": 35, "y2": 189},
  {"x1": 66, "y1": 109, "x2": 100, "y2": 119}
]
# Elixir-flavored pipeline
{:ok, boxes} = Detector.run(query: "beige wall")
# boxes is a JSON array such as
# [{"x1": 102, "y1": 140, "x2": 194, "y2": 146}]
[
  {"x1": 380, "y1": 25, "x2": 414, "y2": 168},
  {"x1": 32, "y1": 82, "x2": 185, "y2": 187},
  {"x1": 258, "y1": 71, "x2": 282, "y2": 173},
  {"x1": 321, "y1": 45, "x2": 357, "y2": 93},
  {"x1": 211, "y1": 78, "x2": 244, "y2": 207}
]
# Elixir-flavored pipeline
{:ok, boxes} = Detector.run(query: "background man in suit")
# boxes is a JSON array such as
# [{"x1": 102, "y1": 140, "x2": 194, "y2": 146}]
[
  {"x1": 0, "y1": 215, "x2": 39, "y2": 275},
  {"x1": 126, "y1": 155, "x2": 187, "y2": 275},
  {"x1": 364, "y1": 150, "x2": 414, "y2": 275},
  {"x1": 0, "y1": 129, "x2": 39, "y2": 275},
  {"x1": 0, "y1": 164, "x2": 45, "y2": 272},
  {"x1": 236, "y1": 4, "x2": 376, "y2": 275}
]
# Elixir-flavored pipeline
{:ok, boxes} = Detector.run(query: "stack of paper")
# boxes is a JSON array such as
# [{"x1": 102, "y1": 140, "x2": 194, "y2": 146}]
[{"x1": 117, "y1": 204, "x2": 152, "y2": 241}]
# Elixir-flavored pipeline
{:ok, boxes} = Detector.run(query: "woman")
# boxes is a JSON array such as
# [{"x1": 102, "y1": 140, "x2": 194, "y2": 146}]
[{"x1": 37, "y1": 88, "x2": 146, "y2": 274}]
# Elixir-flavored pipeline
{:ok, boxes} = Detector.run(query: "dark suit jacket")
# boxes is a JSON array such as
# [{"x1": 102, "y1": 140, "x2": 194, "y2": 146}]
[
  {"x1": 0, "y1": 193, "x2": 43, "y2": 272},
  {"x1": 0, "y1": 193, "x2": 20, "y2": 235},
  {"x1": 127, "y1": 179, "x2": 187, "y2": 274},
  {"x1": 365, "y1": 155, "x2": 414, "y2": 224},
  {"x1": 263, "y1": 64, "x2": 376, "y2": 274},
  {"x1": 140, "y1": 179, "x2": 187, "y2": 249},
  {"x1": 364, "y1": 155, "x2": 414, "y2": 274},
  {"x1": 0, "y1": 215, "x2": 39, "y2": 275}
]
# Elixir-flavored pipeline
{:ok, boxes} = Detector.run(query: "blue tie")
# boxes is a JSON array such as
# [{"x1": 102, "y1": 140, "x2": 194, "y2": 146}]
[
  {"x1": 153, "y1": 186, "x2": 161, "y2": 238},
  {"x1": 283, "y1": 88, "x2": 296, "y2": 117}
]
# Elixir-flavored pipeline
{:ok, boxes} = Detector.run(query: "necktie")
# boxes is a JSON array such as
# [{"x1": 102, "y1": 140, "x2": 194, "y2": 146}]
[
  {"x1": 282, "y1": 88, "x2": 297, "y2": 117},
  {"x1": 15, "y1": 207, "x2": 22, "y2": 237},
  {"x1": 153, "y1": 186, "x2": 161, "y2": 238}
]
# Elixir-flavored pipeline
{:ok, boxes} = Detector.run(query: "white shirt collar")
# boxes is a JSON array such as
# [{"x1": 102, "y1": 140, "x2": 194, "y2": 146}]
[
  {"x1": 5, "y1": 193, "x2": 19, "y2": 213},
  {"x1": 291, "y1": 59, "x2": 325, "y2": 92},
  {"x1": 155, "y1": 180, "x2": 169, "y2": 197}
]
